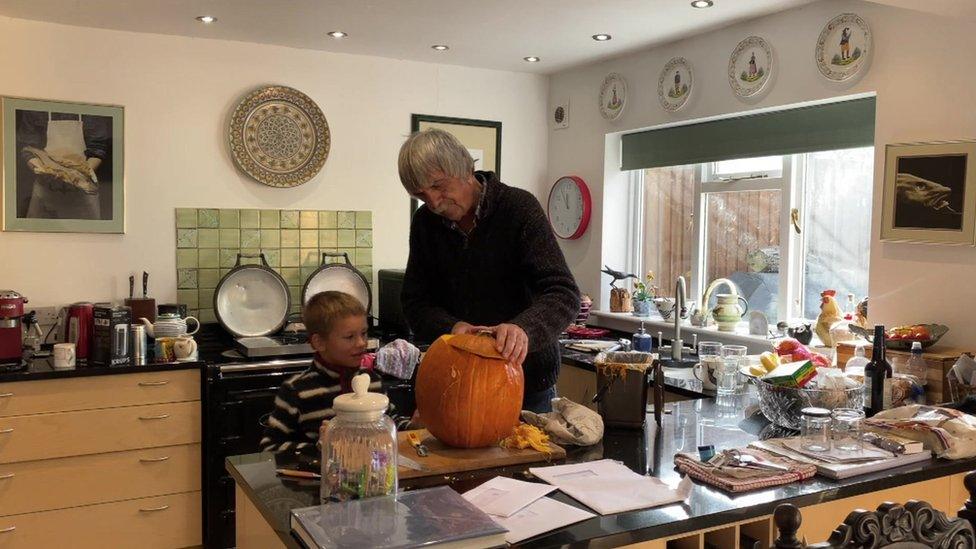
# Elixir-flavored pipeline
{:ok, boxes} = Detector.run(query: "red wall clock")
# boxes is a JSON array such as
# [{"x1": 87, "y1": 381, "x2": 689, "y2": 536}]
[{"x1": 547, "y1": 175, "x2": 592, "y2": 240}]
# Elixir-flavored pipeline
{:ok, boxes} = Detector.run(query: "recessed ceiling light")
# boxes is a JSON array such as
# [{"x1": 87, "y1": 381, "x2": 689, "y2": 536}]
[
  {"x1": 523, "y1": 56, "x2": 540, "y2": 63},
  {"x1": 431, "y1": 44, "x2": 449, "y2": 51},
  {"x1": 327, "y1": 31, "x2": 348, "y2": 39},
  {"x1": 592, "y1": 34, "x2": 612, "y2": 41},
  {"x1": 195, "y1": 15, "x2": 217, "y2": 24},
  {"x1": 690, "y1": 0, "x2": 714, "y2": 8}
]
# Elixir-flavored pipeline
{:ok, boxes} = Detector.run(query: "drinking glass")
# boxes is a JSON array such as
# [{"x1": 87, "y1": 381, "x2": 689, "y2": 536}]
[
  {"x1": 697, "y1": 342, "x2": 724, "y2": 390},
  {"x1": 831, "y1": 408, "x2": 865, "y2": 452},
  {"x1": 718, "y1": 345, "x2": 747, "y2": 395}
]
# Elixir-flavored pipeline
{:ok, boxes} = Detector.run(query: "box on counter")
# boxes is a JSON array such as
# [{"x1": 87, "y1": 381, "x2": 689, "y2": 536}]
[
  {"x1": 91, "y1": 304, "x2": 131, "y2": 367},
  {"x1": 763, "y1": 360, "x2": 816, "y2": 388}
]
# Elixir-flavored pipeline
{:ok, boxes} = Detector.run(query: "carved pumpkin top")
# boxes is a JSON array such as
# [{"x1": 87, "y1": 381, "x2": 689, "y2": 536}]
[{"x1": 442, "y1": 333, "x2": 505, "y2": 360}]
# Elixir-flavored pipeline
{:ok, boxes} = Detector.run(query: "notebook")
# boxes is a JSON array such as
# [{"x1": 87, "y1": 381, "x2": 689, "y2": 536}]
[
  {"x1": 750, "y1": 439, "x2": 932, "y2": 480},
  {"x1": 290, "y1": 486, "x2": 507, "y2": 549}
]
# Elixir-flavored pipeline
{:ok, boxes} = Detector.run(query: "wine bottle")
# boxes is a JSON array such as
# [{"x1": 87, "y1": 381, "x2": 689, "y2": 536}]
[{"x1": 863, "y1": 325, "x2": 893, "y2": 417}]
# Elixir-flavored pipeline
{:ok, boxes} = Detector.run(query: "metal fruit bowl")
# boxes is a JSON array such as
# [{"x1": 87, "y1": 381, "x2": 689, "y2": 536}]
[
  {"x1": 753, "y1": 378, "x2": 863, "y2": 430},
  {"x1": 848, "y1": 323, "x2": 949, "y2": 350}
]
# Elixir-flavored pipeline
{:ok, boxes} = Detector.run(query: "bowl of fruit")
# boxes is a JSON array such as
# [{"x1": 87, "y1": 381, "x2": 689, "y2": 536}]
[{"x1": 849, "y1": 323, "x2": 948, "y2": 350}]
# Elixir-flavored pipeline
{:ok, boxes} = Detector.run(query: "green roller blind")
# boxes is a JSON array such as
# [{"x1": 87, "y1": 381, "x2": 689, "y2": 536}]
[{"x1": 621, "y1": 97, "x2": 876, "y2": 170}]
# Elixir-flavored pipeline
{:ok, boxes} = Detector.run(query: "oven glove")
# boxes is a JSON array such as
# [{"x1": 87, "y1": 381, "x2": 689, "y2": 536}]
[
  {"x1": 520, "y1": 397, "x2": 603, "y2": 447},
  {"x1": 374, "y1": 339, "x2": 421, "y2": 380}
]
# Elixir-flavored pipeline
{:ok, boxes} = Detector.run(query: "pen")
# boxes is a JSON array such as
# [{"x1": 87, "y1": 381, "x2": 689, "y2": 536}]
[{"x1": 276, "y1": 468, "x2": 321, "y2": 479}]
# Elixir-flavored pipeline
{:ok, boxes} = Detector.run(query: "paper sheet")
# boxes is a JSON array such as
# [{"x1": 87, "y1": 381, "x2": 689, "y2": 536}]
[
  {"x1": 462, "y1": 476, "x2": 557, "y2": 517},
  {"x1": 492, "y1": 497, "x2": 596, "y2": 544},
  {"x1": 529, "y1": 459, "x2": 692, "y2": 515}
]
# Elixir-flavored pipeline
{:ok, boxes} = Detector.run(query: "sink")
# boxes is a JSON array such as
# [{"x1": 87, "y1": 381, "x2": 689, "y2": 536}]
[{"x1": 658, "y1": 357, "x2": 698, "y2": 369}]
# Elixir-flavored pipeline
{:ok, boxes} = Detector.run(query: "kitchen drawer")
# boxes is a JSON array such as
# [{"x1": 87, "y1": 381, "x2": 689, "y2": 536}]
[
  {"x1": 0, "y1": 491, "x2": 201, "y2": 549},
  {"x1": 0, "y1": 443, "x2": 200, "y2": 516},
  {"x1": 0, "y1": 369, "x2": 199, "y2": 418},
  {"x1": 0, "y1": 401, "x2": 200, "y2": 465}
]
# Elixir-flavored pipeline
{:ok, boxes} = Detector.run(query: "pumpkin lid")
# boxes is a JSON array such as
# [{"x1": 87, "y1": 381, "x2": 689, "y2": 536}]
[
  {"x1": 444, "y1": 333, "x2": 505, "y2": 360},
  {"x1": 332, "y1": 373, "x2": 389, "y2": 416}
]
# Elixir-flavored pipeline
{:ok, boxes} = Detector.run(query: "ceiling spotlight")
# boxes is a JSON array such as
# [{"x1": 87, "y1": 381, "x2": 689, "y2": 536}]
[
  {"x1": 195, "y1": 15, "x2": 217, "y2": 24},
  {"x1": 592, "y1": 34, "x2": 612, "y2": 41},
  {"x1": 327, "y1": 31, "x2": 348, "y2": 39},
  {"x1": 523, "y1": 56, "x2": 540, "y2": 63},
  {"x1": 690, "y1": 0, "x2": 714, "y2": 8},
  {"x1": 431, "y1": 44, "x2": 450, "y2": 51}
]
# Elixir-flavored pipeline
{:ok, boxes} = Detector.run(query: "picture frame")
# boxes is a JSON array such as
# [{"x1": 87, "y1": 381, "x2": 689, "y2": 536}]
[
  {"x1": 409, "y1": 114, "x2": 501, "y2": 214},
  {"x1": 2, "y1": 96, "x2": 124, "y2": 233},
  {"x1": 880, "y1": 141, "x2": 976, "y2": 244}
]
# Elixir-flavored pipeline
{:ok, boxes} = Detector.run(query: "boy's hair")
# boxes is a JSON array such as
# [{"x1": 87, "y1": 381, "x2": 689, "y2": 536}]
[{"x1": 303, "y1": 291, "x2": 366, "y2": 337}]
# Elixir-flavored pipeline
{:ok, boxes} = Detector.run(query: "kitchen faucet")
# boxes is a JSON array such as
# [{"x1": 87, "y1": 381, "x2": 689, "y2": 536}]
[{"x1": 672, "y1": 276, "x2": 686, "y2": 361}]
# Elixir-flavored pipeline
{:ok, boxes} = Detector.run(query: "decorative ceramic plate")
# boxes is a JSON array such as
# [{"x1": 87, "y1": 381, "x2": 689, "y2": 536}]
[
  {"x1": 229, "y1": 85, "x2": 330, "y2": 187},
  {"x1": 599, "y1": 73, "x2": 627, "y2": 121},
  {"x1": 728, "y1": 36, "x2": 773, "y2": 98},
  {"x1": 816, "y1": 13, "x2": 872, "y2": 82},
  {"x1": 658, "y1": 57, "x2": 693, "y2": 112}
]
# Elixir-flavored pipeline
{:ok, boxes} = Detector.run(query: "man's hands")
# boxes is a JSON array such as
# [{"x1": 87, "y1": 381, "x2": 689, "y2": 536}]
[{"x1": 451, "y1": 321, "x2": 528, "y2": 366}]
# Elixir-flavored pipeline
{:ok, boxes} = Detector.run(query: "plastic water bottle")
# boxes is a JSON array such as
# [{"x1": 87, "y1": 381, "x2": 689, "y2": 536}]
[
  {"x1": 845, "y1": 343, "x2": 870, "y2": 375},
  {"x1": 904, "y1": 341, "x2": 928, "y2": 387}
]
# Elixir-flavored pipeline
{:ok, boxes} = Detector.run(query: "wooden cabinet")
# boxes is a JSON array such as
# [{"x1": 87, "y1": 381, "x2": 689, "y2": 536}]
[
  {"x1": 558, "y1": 362, "x2": 598, "y2": 409},
  {"x1": 836, "y1": 342, "x2": 971, "y2": 403},
  {"x1": 0, "y1": 369, "x2": 201, "y2": 548}
]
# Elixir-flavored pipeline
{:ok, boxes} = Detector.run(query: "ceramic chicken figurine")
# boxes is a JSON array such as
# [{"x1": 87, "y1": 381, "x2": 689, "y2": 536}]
[{"x1": 815, "y1": 290, "x2": 843, "y2": 347}]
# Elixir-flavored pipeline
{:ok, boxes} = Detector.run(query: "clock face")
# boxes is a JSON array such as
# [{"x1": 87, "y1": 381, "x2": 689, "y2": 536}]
[{"x1": 547, "y1": 176, "x2": 591, "y2": 240}]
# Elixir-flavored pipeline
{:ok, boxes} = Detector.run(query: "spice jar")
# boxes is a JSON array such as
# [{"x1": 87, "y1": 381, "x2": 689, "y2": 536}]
[
  {"x1": 320, "y1": 373, "x2": 398, "y2": 503},
  {"x1": 800, "y1": 407, "x2": 831, "y2": 452}
]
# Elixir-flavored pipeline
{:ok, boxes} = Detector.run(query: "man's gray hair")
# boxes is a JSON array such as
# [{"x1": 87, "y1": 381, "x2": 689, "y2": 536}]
[{"x1": 397, "y1": 129, "x2": 474, "y2": 194}]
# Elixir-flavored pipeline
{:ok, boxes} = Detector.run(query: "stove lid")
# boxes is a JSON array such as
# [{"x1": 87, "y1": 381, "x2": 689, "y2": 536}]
[
  {"x1": 214, "y1": 254, "x2": 290, "y2": 338},
  {"x1": 301, "y1": 253, "x2": 371, "y2": 312}
]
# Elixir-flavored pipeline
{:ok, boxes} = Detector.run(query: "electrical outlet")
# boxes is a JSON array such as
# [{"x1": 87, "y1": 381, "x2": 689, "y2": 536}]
[{"x1": 33, "y1": 306, "x2": 62, "y2": 328}]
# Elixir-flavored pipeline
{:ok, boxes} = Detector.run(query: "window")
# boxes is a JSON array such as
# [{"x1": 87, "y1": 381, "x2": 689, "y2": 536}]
[{"x1": 637, "y1": 147, "x2": 873, "y2": 323}]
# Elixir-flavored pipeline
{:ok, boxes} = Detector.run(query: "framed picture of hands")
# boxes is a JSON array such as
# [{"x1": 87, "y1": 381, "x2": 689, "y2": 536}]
[{"x1": 1, "y1": 96, "x2": 124, "y2": 233}]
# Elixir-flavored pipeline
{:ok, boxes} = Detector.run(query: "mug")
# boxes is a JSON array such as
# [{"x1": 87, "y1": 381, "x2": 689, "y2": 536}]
[
  {"x1": 52, "y1": 342, "x2": 76, "y2": 369},
  {"x1": 173, "y1": 336, "x2": 198, "y2": 361},
  {"x1": 154, "y1": 337, "x2": 177, "y2": 363},
  {"x1": 693, "y1": 357, "x2": 724, "y2": 390}
]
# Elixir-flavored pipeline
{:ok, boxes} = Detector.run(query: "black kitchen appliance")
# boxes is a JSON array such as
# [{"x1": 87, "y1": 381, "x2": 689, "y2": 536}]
[{"x1": 377, "y1": 269, "x2": 411, "y2": 340}]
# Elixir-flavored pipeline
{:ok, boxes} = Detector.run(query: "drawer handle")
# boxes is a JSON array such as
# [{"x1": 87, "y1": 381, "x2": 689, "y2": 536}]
[
  {"x1": 0, "y1": 473, "x2": 13, "y2": 480},
  {"x1": 138, "y1": 380, "x2": 169, "y2": 387},
  {"x1": 139, "y1": 456, "x2": 170, "y2": 463},
  {"x1": 0, "y1": 392, "x2": 12, "y2": 398},
  {"x1": 138, "y1": 414, "x2": 170, "y2": 421},
  {"x1": 0, "y1": 428, "x2": 12, "y2": 434},
  {"x1": 0, "y1": 526, "x2": 14, "y2": 534},
  {"x1": 139, "y1": 505, "x2": 170, "y2": 513}
]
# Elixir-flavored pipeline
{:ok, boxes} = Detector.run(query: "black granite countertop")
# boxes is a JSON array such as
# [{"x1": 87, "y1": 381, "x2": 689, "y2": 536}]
[
  {"x1": 0, "y1": 355, "x2": 204, "y2": 383},
  {"x1": 226, "y1": 392, "x2": 976, "y2": 549}
]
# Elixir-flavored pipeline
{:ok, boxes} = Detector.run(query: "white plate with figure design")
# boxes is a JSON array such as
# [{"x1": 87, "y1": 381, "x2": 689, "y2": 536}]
[
  {"x1": 599, "y1": 73, "x2": 627, "y2": 122},
  {"x1": 728, "y1": 36, "x2": 773, "y2": 98},
  {"x1": 658, "y1": 57, "x2": 693, "y2": 112},
  {"x1": 816, "y1": 13, "x2": 872, "y2": 82}
]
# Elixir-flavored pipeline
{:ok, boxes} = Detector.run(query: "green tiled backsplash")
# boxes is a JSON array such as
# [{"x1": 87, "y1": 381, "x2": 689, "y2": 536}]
[{"x1": 175, "y1": 208, "x2": 373, "y2": 323}]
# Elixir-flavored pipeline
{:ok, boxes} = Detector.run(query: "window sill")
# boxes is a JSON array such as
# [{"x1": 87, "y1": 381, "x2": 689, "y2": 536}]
[{"x1": 588, "y1": 310, "x2": 774, "y2": 352}]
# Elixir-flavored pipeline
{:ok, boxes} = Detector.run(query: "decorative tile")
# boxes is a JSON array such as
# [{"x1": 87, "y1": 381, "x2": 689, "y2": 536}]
[
  {"x1": 262, "y1": 249, "x2": 281, "y2": 268},
  {"x1": 338, "y1": 248, "x2": 356, "y2": 264},
  {"x1": 199, "y1": 249, "x2": 219, "y2": 268},
  {"x1": 300, "y1": 230, "x2": 318, "y2": 248},
  {"x1": 176, "y1": 249, "x2": 198, "y2": 268},
  {"x1": 177, "y1": 290, "x2": 198, "y2": 309},
  {"x1": 177, "y1": 269, "x2": 198, "y2": 289},
  {"x1": 360, "y1": 267, "x2": 373, "y2": 284},
  {"x1": 176, "y1": 208, "x2": 197, "y2": 228},
  {"x1": 198, "y1": 209, "x2": 219, "y2": 228},
  {"x1": 198, "y1": 228, "x2": 219, "y2": 248},
  {"x1": 301, "y1": 249, "x2": 320, "y2": 267},
  {"x1": 280, "y1": 229, "x2": 300, "y2": 248},
  {"x1": 355, "y1": 230, "x2": 372, "y2": 247},
  {"x1": 219, "y1": 209, "x2": 240, "y2": 228},
  {"x1": 319, "y1": 211, "x2": 337, "y2": 228},
  {"x1": 220, "y1": 249, "x2": 241, "y2": 268},
  {"x1": 337, "y1": 229, "x2": 355, "y2": 248},
  {"x1": 260, "y1": 229, "x2": 280, "y2": 248},
  {"x1": 198, "y1": 309, "x2": 216, "y2": 323},
  {"x1": 260, "y1": 210, "x2": 280, "y2": 229},
  {"x1": 300, "y1": 268, "x2": 318, "y2": 283},
  {"x1": 356, "y1": 248, "x2": 372, "y2": 266},
  {"x1": 288, "y1": 286, "x2": 302, "y2": 304},
  {"x1": 280, "y1": 248, "x2": 300, "y2": 267},
  {"x1": 241, "y1": 249, "x2": 261, "y2": 264},
  {"x1": 219, "y1": 228, "x2": 240, "y2": 248},
  {"x1": 220, "y1": 268, "x2": 232, "y2": 277},
  {"x1": 198, "y1": 268, "x2": 220, "y2": 289},
  {"x1": 280, "y1": 267, "x2": 301, "y2": 286},
  {"x1": 338, "y1": 211, "x2": 356, "y2": 229},
  {"x1": 300, "y1": 211, "x2": 318, "y2": 229},
  {"x1": 241, "y1": 209, "x2": 260, "y2": 228},
  {"x1": 281, "y1": 210, "x2": 299, "y2": 229},
  {"x1": 240, "y1": 229, "x2": 261, "y2": 249},
  {"x1": 199, "y1": 288, "x2": 216, "y2": 309},
  {"x1": 324, "y1": 250, "x2": 345, "y2": 263},
  {"x1": 355, "y1": 211, "x2": 372, "y2": 229},
  {"x1": 319, "y1": 229, "x2": 338, "y2": 248},
  {"x1": 176, "y1": 229, "x2": 198, "y2": 248}
]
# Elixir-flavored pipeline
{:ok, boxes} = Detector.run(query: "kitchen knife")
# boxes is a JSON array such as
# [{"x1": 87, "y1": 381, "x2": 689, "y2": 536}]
[
  {"x1": 398, "y1": 455, "x2": 430, "y2": 472},
  {"x1": 142, "y1": 271, "x2": 149, "y2": 297},
  {"x1": 128, "y1": 275, "x2": 134, "y2": 299}
]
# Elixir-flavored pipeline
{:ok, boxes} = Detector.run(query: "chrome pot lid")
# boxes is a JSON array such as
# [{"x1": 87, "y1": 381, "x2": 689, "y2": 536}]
[
  {"x1": 214, "y1": 254, "x2": 290, "y2": 338},
  {"x1": 301, "y1": 252, "x2": 371, "y2": 312}
]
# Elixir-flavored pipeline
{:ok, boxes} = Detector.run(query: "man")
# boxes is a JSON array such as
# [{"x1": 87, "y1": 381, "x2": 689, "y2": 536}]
[{"x1": 398, "y1": 129, "x2": 580, "y2": 413}]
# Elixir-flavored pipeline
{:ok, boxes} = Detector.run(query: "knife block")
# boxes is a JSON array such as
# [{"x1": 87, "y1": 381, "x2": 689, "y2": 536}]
[{"x1": 125, "y1": 298, "x2": 156, "y2": 323}]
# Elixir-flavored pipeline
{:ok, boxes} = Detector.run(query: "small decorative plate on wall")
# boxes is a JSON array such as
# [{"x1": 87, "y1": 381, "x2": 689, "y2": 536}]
[
  {"x1": 815, "y1": 13, "x2": 872, "y2": 82},
  {"x1": 599, "y1": 73, "x2": 628, "y2": 121},
  {"x1": 728, "y1": 36, "x2": 773, "y2": 98},
  {"x1": 658, "y1": 57, "x2": 693, "y2": 112},
  {"x1": 552, "y1": 99, "x2": 570, "y2": 130},
  {"x1": 229, "y1": 85, "x2": 331, "y2": 188}
]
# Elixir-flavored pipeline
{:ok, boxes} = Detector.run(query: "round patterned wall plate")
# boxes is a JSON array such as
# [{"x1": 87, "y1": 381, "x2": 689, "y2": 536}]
[
  {"x1": 728, "y1": 36, "x2": 773, "y2": 98},
  {"x1": 658, "y1": 57, "x2": 693, "y2": 112},
  {"x1": 229, "y1": 85, "x2": 331, "y2": 188},
  {"x1": 815, "y1": 13, "x2": 872, "y2": 82},
  {"x1": 599, "y1": 73, "x2": 628, "y2": 121}
]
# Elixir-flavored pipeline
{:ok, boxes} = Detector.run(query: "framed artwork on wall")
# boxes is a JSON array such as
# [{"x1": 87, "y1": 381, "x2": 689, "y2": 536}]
[
  {"x1": 408, "y1": 114, "x2": 502, "y2": 214},
  {"x1": 881, "y1": 141, "x2": 976, "y2": 244},
  {"x1": 1, "y1": 96, "x2": 124, "y2": 233}
]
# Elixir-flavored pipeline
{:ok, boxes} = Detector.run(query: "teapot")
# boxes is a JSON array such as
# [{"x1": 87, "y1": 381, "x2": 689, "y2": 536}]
[
  {"x1": 710, "y1": 293, "x2": 749, "y2": 332},
  {"x1": 139, "y1": 312, "x2": 200, "y2": 339}
]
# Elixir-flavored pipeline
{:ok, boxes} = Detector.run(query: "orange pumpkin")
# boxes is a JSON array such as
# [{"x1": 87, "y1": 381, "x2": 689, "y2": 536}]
[{"x1": 415, "y1": 333, "x2": 524, "y2": 448}]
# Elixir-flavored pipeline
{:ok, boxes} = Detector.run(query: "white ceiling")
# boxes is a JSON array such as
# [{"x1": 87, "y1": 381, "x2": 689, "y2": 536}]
[{"x1": 0, "y1": 0, "x2": 821, "y2": 74}]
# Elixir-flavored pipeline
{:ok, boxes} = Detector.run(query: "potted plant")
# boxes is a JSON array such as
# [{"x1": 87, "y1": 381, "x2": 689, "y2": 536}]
[{"x1": 632, "y1": 272, "x2": 657, "y2": 317}]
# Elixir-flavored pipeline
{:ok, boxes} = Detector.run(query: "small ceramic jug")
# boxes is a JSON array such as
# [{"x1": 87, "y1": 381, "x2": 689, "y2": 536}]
[
  {"x1": 711, "y1": 294, "x2": 749, "y2": 332},
  {"x1": 173, "y1": 336, "x2": 198, "y2": 361}
]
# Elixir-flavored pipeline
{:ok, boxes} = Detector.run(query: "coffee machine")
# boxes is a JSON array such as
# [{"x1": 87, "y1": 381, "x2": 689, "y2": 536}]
[{"x1": 0, "y1": 290, "x2": 26, "y2": 364}]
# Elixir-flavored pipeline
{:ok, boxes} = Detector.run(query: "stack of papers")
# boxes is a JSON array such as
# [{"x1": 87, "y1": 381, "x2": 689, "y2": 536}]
[{"x1": 750, "y1": 439, "x2": 932, "y2": 480}]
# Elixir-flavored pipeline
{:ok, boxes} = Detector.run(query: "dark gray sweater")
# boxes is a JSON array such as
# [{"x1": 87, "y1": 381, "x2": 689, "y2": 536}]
[{"x1": 402, "y1": 171, "x2": 580, "y2": 393}]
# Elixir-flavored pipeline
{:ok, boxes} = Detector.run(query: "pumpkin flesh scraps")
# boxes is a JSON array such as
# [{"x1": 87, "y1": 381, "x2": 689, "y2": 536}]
[{"x1": 500, "y1": 423, "x2": 552, "y2": 456}]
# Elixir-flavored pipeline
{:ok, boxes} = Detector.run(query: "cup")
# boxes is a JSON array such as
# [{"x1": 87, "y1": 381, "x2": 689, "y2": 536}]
[
  {"x1": 693, "y1": 342, "x2": 724, "y2": 390},
  {"x1": 154, "y1": 337, "x2": 177, "y2": 363},
  {"x1": 52, "y1": 342, "x2": 76, "y2": 369},
  {"x1": 173, "y1": 336, "x2": 198, "y2": 361},
  {"x1": 831, "y1": 408, "x2": 865, "y2": 452},
  {"x1": 719, "y1": 345, "x2": 747, "y2": 395}
]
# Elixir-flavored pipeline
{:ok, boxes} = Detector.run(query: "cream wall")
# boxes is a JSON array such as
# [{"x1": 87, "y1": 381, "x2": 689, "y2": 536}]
[
  {"x1": 0, "y1": 17, "x2": 549, "y2": 310},
  {"x1": 546, "y1": 0, "x2": 976, "y2": 347}
]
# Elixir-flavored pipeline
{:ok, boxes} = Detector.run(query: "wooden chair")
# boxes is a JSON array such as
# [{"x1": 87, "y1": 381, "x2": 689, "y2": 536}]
[{"x1": 770, "y1": 470, "x2": 976, "y2": 548}]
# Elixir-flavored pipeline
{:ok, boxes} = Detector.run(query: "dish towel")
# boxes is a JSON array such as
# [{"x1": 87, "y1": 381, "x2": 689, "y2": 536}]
[{"x1": 674, "y1": 448, "x2": 816, "y2": 493}]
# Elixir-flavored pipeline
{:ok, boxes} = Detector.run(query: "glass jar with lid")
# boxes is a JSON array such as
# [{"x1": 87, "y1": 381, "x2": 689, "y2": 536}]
[
  {"x1": 320, "y1": 373, "x2": 398, "y2": 503},
  {"x1": 800, "y1": 407, "x2": 831, "y2": 452}
]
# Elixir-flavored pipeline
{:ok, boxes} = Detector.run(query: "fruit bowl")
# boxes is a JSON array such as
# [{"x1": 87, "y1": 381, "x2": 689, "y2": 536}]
[
  {"x1": 752, "y1": 378, "x2": 863, "y2": 430},
  {"x1": 848, "y1": 323, "x2": 948, "y2": 350}
]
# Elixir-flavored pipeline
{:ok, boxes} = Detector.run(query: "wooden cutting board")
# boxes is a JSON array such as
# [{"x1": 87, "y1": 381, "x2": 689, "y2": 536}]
[{"x1": 396, "y1": 429, "x2": 566, "y2": 479}]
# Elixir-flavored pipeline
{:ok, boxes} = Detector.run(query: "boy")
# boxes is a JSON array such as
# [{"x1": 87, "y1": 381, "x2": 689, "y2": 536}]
[{"x1": 260, "y1": 291, "x2": 409, "y2": 453}]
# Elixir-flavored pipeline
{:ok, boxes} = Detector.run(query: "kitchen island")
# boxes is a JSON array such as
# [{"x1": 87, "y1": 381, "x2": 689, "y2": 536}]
[{"x1": 227, "y1": 391, "x2": 976, "y2": 549}]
